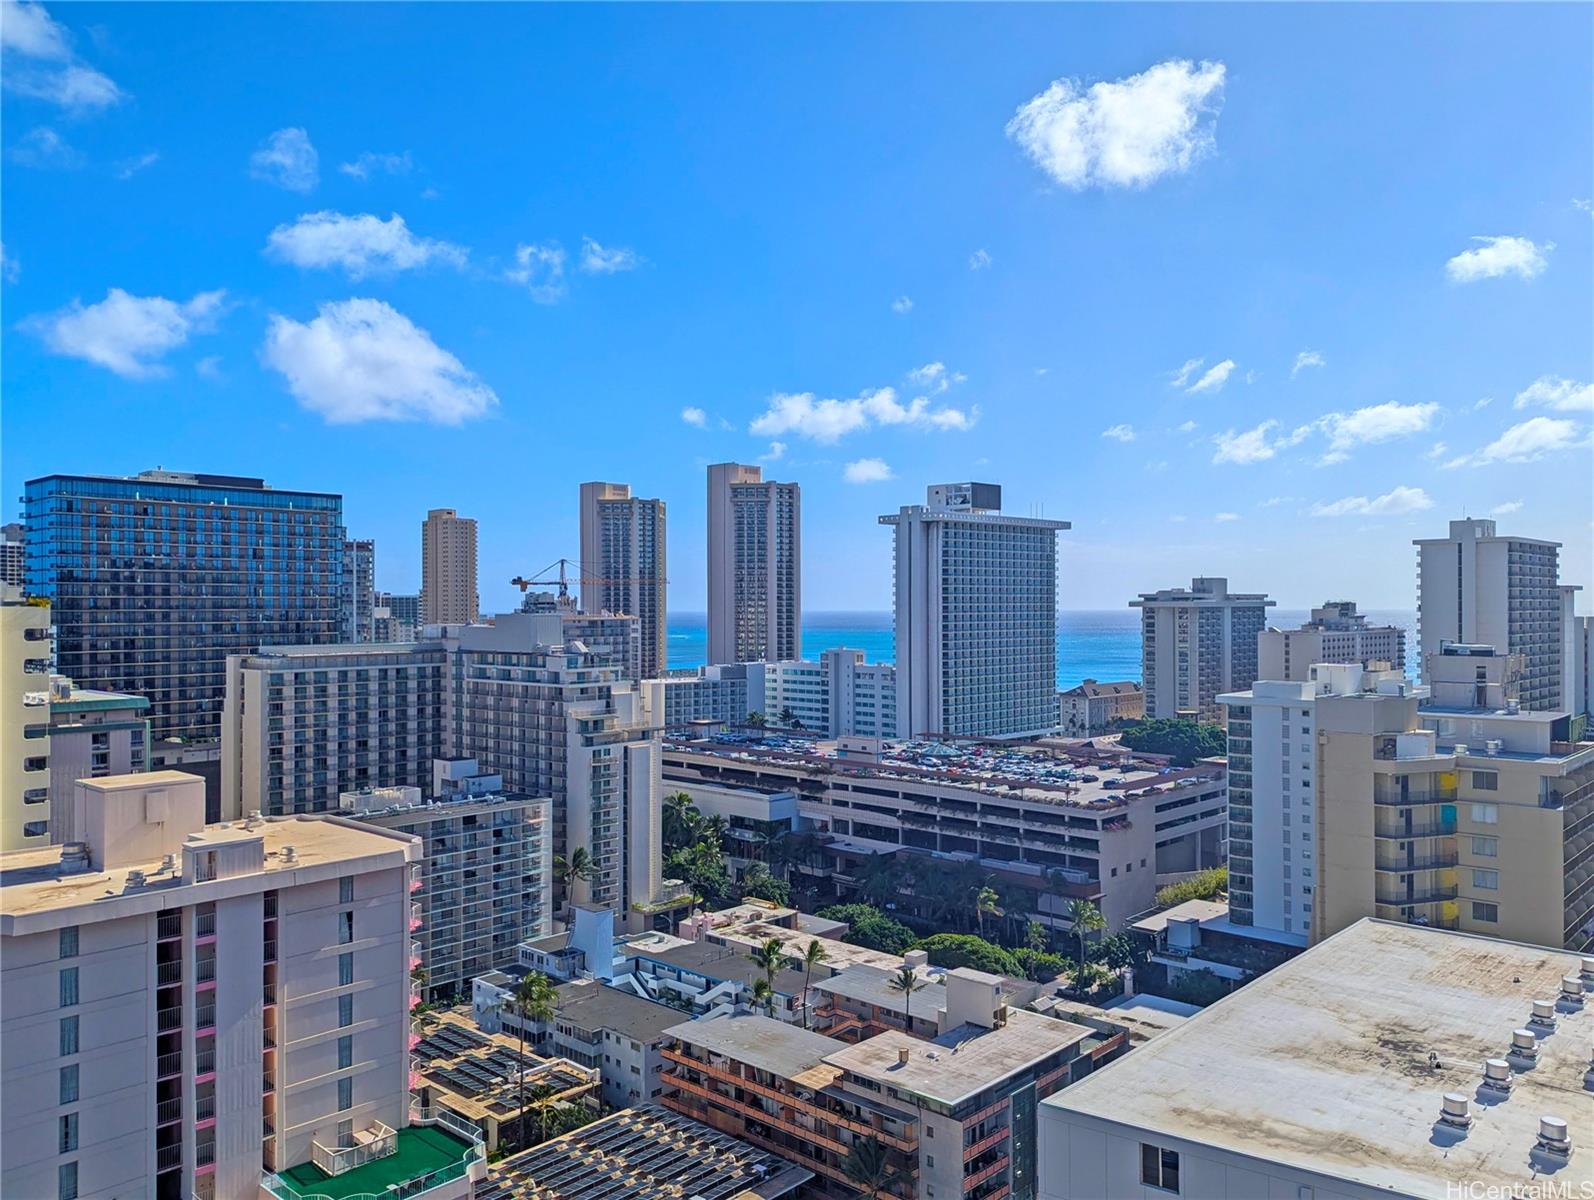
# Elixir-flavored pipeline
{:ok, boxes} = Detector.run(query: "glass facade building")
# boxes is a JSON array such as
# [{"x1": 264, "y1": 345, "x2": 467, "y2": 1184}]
[{"x1": 24, "y1": 471, "x2": 345, "y2": 743}]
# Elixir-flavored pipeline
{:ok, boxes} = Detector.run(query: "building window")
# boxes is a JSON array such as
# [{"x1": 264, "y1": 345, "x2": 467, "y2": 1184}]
[
  {"x1": 1141, "y1": 1144, "x2": 1181, "y2": 1193},
  {"x1": 58, "y1": 1162, "x2": 77, "y2": 1200},
  {"x1": 59, "y1": 967, "x2": 78, "y2": 1007},
  {"x1": 339, "y1": 994, "x2": 354, "y2": 1027},
  {"x1": 1472, "y1": 901, "x2": 1499, "y2": 923},
  {"x1": 1472, "y1": 869, "x2": 1499, "y2": 890},
  {"x1": 337, "y1": 1077, "x2": 353, "y2": 1111},
  {"x1": 1471, "y1": 770, "x2": 1499, "y2": 791},
  {"x1": 339, "y1": 952, "x2": 354, "y2": 986},
  {"x1": 59, "y1": 1016, "x2": 78, "y2": 1056},
  {"x1": 1470, "y1": 803, "x2": 1498, "y2": 825},
  {"x1": 59, "y1": 927, "x2": 79, "y2": 959},
  {"x1": 1471, "y1": 835, "x2": 1498, "y2": 858},
  {"x1": 338, "y1": 1035, "x2": 353, "y2": 1069},
  {"x1": 59, "y1": 1065, "x2": 78, "y2": 1105},
  {"x1": 339, "y1": 876, "x2": 354, "y2": 904},
  {"x1": 338, "y1": 911, "x2": 354, "y2": 944},
  {"x1": 59, "y1": 1112, "x2": 78, "y2": 1153}
]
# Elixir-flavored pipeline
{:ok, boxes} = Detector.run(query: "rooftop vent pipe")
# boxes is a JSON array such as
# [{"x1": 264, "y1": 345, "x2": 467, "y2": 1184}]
[
  {"x1": 1563, "y1": 976, "x2": 1585, "y2": 1005},
  {"x1": 1510, "y1": 1029, "x2": 1539, "y2": 1060},
  {"x1": 1438, "y1": 1093, "x2": 1472, "y2": 1129},
  {"x1": 280, "y1": 846, "x2": 297, "y2": 864},
  {"x1": 1482, "y1": 1058, "x2": 1513, "y2": 1092},
  {"x1": 1530, "y1": 999, "x2": 1557, "y2": 1028},
  {"x1": 1536, "y1": 1116, "x2": 1571, "y2": 1157}
]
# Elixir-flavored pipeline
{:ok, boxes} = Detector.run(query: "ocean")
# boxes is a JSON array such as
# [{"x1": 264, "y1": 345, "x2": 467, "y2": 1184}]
[{"x1": 668, "y1": 609, "x2": 1419, "y2": 690}]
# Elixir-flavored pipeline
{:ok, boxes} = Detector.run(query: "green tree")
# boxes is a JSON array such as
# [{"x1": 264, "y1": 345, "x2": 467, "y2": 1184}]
[
  {"x1": 1163, "y1": 967, "x2": 1231, "y2": 1007},
  {"x1": 1095, "y1": 931, "x2": 1143, "y2": 972},
  {"x1": 798, "y1": 938, "x2": 828, "y2": 1029},
  {"x1": 510, "y1": 972, "x2": 557, "y2": 1144},
  {"x1": 816, "y1": 904, "x2": 918, "y2": 955},
  {"x1": 745, "y1": 710, "x2": 769, "y2": 729},
  {"x1": 552, "y1": 847, "x2": 595, "y2": 919},
  {"x1": 1013, "y1": 948, "x2": 1069, "y2": 983},
  {"x1": 914, "y1": 933, "x2": 1021, "y2": 977},
  {"x1": 844, "y1": 1135, "x2": 907, "y2": 1199},
  {"x1": 748, "y1": 935, "x2": 787, "y2": 996},
  {"x1": 750, "y1": 976, "x2": 776, "y2": 1017},
  {"x1": 1117, "y1": 718, "x2": 1227, "y2": 766},
  {"x1": 666, "y1": 839, "x2": 732, "y2": 910},
  {"x1": 886, "y1": 964, "x2": 923, "y2": 1033},
  {"x1": 739, "y1": 861, "x2": 791, "y2": 906},
  {"x1": 1024, "y1": 920, "x2": 1050, "y2": 952},
  {"x1": 973, "y1": 885, "x2": 1001, "y2": 940},
  {"x1": 1155, "y1": 865, "x2": 1229, "y2": 908},
  {"x1": 857, "y1": 855, "x2": 904, "y2": 909},
  {"x1": 1063, "y1": 898, "x2": 1107, "y2": 970},
  {"x1": 663, "y1": 791, "x2": 702, "y2": 855}
]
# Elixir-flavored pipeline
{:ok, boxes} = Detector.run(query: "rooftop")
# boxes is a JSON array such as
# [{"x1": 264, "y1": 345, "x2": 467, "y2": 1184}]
[
  {"x1": 633, "y1": 940, "x2": 811, "y2": 998},
  {"x1": 704, "y1": 919, "x2": 905, "y2": 975},
  {"x1": 271, "y1": 1124, "x2": 476, "y2": 1200},
  {"x1": 666, "y1": 1011, "x2": 846, "y2": 1086},
  {"x1": 0, "y1": 812, "x2": 415, "y2": 928},
  {"x1": 476, "y1": 1102, "x2": 811, "y2": 1200},
  {"x1": 411, "y1": 1011, "x2": 595, "y2": 1122},
  {"x1": 1042, "y1": 919, "x2": 1594, "y2": 1197},
  {"x1": 823, "y1": 1008, "x2": 1094, "y2": 1106},
  {"x1": 553, "y1": 979, "x2": 686, "y2": 1044},
  {"x1": 1130, "y1": 899, "x2": 1230, "y2": 934}
]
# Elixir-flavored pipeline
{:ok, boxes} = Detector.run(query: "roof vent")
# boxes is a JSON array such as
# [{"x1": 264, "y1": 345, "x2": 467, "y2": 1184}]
[
  {"x1": 279, "y1": 846, "x2": 297, "y2": 864},
  {"x1": 1530, "y1": 999, "x2": 1557, "y2": 1028},
  {"x1": 1453, "y1": 743, "x2": 1469, "y2": 756},
  {"x1": 124, "y1": 870, "x2": 148, "y2": 892},
  {"x1": 1562, "y1": 976, "x2": 1585, "y2": 1005},
  {"x1": 1484, "y1": 740, "x2": 1502, "y2": 756},
  {"x1": 1536, "y1": 1116, "x2": 1571, "y2": 1158},
  {"x1": 1437, "y1": 1092, "x2": 1472, "y2": 1130},
  {"x1": 1481, "y1": 1058, "x2": 1513, "y2": 1093},
  {"x1": 1510, "y1": 1029, "x2": 1540, "y2": 1060},
  {"x1": 1581, "y1": 955, "x2": 1594, "y2": 981},
  {"x1": 58, "y1": 842, "x2": 91, "y2": 876},
  {"x1": 896, "y1": 1047, "x2": 909, "y2": 1066},
  {"x1": 159, "y1": 853, "x2": 176, "y2": 873},
  {"x1": 244, "y1": 810, "x2": 262, "y2": 830}
]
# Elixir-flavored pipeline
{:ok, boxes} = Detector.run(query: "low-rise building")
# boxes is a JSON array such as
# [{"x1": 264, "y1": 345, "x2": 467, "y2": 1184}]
[
  {"x1": 1257, "y1": 600, "x2": 1407, "y2": 682},
  {"x1": 1039, "y1": 919, "x2": 1594, "y2": 1200},
  {"x1": 1056, "y1": 680, "x2": 1144, "y2": 737},
  {"x1": 761, "y1": 648, "x2": 898, "y2": 738},
  {"x1": 647, "y1": 662, "x2": 766, "y2": 731},
  {"x1": 46, "y1": 676, "x2": 151, "y2": 844}
]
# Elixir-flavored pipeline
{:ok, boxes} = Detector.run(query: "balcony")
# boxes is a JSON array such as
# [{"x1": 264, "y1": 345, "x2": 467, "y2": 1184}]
[
  {"x1": 263, "y1": 1109, "x2": 483, "y2": 1200},
  {"x1": 157, "y1": 1096, "x2": 183, "y2": 1125},
  {"x1": 1375, "y1": 850, "x2": 1459, "y2": 872},
  {"x1": 157, "y1": 960, "x2": 183, "y2": 986},
  {"x1": 157, "y1": 1143, "x2": 182, "y2": 1172}
]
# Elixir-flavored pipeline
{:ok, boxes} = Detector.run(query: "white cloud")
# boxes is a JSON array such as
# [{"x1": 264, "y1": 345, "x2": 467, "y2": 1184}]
[
  {"x1": 265, "y1": 212, "x2": 467, "y2": 279},
  {"x1": 1311, "y1": 486, "x2": 1433, "y2": 518},
  {"x1": 1425, "y1": 441, "x2": 1449, "y2": 461},
  {"x1": 968, "y1": 248, "x2": 991, "y2": 270},
  {"x1": 1185, "y1": 359, "x2": 1235, "y2": 394},
  {"x1": 338, "y1": 151, "x2": 412, "y2": 180},
  {"x1": 1320, "y1": 401, "x2": 1440, "y2": 454},
  {"x1": 194, "y1": 355, "x2": 222, "y2": 381},
  {"x1": 25, "y1": 287, "x2": 225, "y2": 378},
  {"x1": 1445, "y1": 236, "x2": 1550, "y2": 283},
  {"x1": 1474, "y1": 397, "x2": 1493, "y2": 410},
  {"x1": 905, "y1": 362, "x2": 965, "y2": 393},
  {"x1": 1490, "y1": 500, "x2": 1523, "y2": 516},
  {"x1": 505, "y1": 241, "x2": 566, "y2": 303},
  {"x1": 680, "y1": 406, "x2": 707, "y2": 428},
  {"x1": 261, "y1": 298, "x2": 497, "y2": 425},
  {"x1": 0, "y1": 241, "x2": 18, "y2": 283},
  {"x1": 1443, "y1": 417, "x2": 1586, "y2": 467},
  {"x1": 1169, "y1": 358, "x2": 1203, "y2": 388},
  {"x1": 1214, "y1": 512, "x2": 1240, "y2": 522},
  {"x1": 250, "y1": 127, "x2": 318, "y2": 192},
  {"x1": 759, "y1": 441, "x2": 786, "y2": 462},
  {"x1": 843, "y1": 457, "x2": 894, "y2": 484},
  {"x1": 114, "y1": 151, "x2": 159, "y2": 180},
  {"x1": 9, "y1": 125, "x2": 80, "y2": 168},
  {"x1": 1291, "y1": 350, "x2": 1325, "y2": 378},
  {"x1": 579, "y1": 237, "x2": 641, "y2": 274},
  {"x1": 1177, "y1": 419, "x2": 1198, "y2": 433},
  {"x1": 1211, "y1": 419, "x2": 1311, "y2": 465},
  {"x1": 1259, "y1": 496, "x2": 1293, "y2": 508},
  {"x1": 750, "y1": 381, "x2": 975, "y2": 443},
  {"x1": 1513, "y1": 375, "x2": 1592, "y2": 413},
  {"x1": 1101, "y1": 423, "x2": 1136, "y2": 442},
  {"x1": 891, "y1": 296, "x2": 913, "y2": 314},
  {"x1": 1006, "y1": 58, "x2": 1225, "y2": 190},
  {"x1": 1574, "y1": 198, "x2": 1592, "y2": 217},
  {"x1": 1, "y1": 2, "x2": 122, "y2": 111}
]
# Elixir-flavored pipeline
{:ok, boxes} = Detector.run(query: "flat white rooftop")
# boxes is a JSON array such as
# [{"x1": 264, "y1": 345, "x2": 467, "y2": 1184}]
[{"x1": 1042, "y1": 919, "x2": 1594, "y2": 1197}]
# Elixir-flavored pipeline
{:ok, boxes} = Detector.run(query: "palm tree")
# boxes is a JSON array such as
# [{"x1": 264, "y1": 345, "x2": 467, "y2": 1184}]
[
  {"x1": 524, "y1": 1081, "x2": 563, "y2": 1145},
  {"x1": 886, "y1": 964, "x2": 923, "y2": 1034},
  {"x1": 748, "y1": 935, "x2": 787, "y2": 997},
  {"x1": 973, "y1": 885, "x2": 1001, "y2": 939},
  {"x1": 844, "y1": 1135, "x2": 906, "y2": 1199},
  {"x1": 858, "y1": 855, "x2": 901, "y2": 908},
  {"x1": 663, "y1": 791, "x2": 701, "y2": 853},
  {"x1": 511, "y1": 971, "x2": 557, "y2": 1145},
  {"x1": 553, "y1": 846, "x2": 595, "y2": 918},
  {"x1": 753, "y1": 823, "x2": 790, "y2": 879},
  {"x1": 1063, "y1": 898, "x2": 1107, "y2": 972},
  {"x1": 798, "y1": 938, "x2": 828, "y2": 1029},
  {"x1": 750, "y1": 976, "x2": 776, "y2": 1017},
  {"x1": 779, "y1": 706, "x2": 797, "y2": 727},
  {"x1": 746, "y1": 710, "x2": 768, "y2": 729}
]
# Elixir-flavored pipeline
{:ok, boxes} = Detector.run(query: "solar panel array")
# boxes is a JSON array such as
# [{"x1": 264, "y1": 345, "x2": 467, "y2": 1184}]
[{"x1": 413, "y1": 1022, "x2": 492, "y2": 1062}]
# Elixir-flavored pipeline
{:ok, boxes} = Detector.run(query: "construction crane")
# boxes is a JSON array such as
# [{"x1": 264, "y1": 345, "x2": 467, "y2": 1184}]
[{"x1": 511, "y1": 558, "x2": 668, "y2": 605}]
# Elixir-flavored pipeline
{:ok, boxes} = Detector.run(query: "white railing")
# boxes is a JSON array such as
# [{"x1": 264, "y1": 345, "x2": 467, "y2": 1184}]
[
  {"x1": 408, "y1": 1104, "x2": 485, "y2": 1152},
  {"x1": 309, "y1": 1121, "x2": 397, "y2": 1176}
]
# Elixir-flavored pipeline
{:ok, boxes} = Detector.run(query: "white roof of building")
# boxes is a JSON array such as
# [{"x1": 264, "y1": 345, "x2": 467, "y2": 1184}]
[{"x1": 1043, "y1": 919, "x2": 1594, "y2": 1197}]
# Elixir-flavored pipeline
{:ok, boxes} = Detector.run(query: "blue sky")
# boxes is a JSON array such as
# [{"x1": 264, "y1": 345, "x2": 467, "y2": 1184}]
[{"x1": 3, "y1": 2, "x2": 1590, "y2": 611}]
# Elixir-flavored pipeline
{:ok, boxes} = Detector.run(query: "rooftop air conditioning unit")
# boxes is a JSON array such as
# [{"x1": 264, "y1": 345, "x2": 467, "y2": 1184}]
[{"x1": 1485, "y1": 740, "x2": 1502, "y2": 756}]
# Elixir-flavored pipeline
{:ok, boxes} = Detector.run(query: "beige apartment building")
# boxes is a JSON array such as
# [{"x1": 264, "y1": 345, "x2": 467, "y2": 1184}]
[
  {"x1": 578, "y1": 482, "x2": 668, "y2": 681},
  {"x1": 0, "y1": 771, "x2": 486, "y2": 1200},
  {"x1": 706, "y1": 463, "x2": 801, "y2": 665},
  {"x1": 421, "y1": 508, "x2": 479, "y2": 625},
  {"x1": 1256, "y1": 600, "x2": 1406, "y2": 682},
  {"x1": 2, "y1": 585, "x2": 54, "y2": 851},
  {"x1": 1223, "y1": 651, "x2": 1594, "y2": 952}
]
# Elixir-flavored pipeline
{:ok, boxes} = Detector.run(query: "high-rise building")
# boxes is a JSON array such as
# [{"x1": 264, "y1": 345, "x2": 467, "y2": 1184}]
[
  {"x1": 644, "y1": 663, "x2": 764, "y2": 731},
  {"x1": 1414, "y1": 517, "x2": 1572, "y2": 711},
  {"x1": 0, "y1": 523, "x2": 24, "y2": 588},
  {"x1": 0, "y1": 771, "x2": 487, "y2": 1200},
  {"x1": 760, "y1": 648, "x2": 898, "y2": 738},
  {"x1": 1132, "y1": 577, "x2": 1274, "y2": 722},
  {"x1": 517, "y1": 590, "x2": 643, "y2": 682},
  {"x1": 706, "y1": 463, "x2": 800, "y2": 665},
  {"x1": 339, "y1": 759, "x2": 553, "y2": 1000},
  {"x1": 1221, "y1": 654, "x2": 1594, "y2": 951},
  {"x1": 421, "y1": 508, "x2": 478, "y2": 626},
  {"x1": 340, "y1": 537, "x2": 376, "y2": 643},
  {"x1": 579, "y1": 482, "x2": 667, "y2": 680},
  {"x1": 2, "y1": 585, "x2": 53, "y2": 850},
  {"x1": 1257, "y1": 600, "x2": 1406, "y2": 682},
  {"x1": 22, "y1": 470, "x2": 346, "y2": 743},
  {"x1": 882, "y1": 483, "x2": 1068, "y2": 738},
  {"x1": 224, "y1": 612, "x2": 681, "y2": 931},
  {"x1": 46, "y1": 676, "x2": 151, "y2": 844}
]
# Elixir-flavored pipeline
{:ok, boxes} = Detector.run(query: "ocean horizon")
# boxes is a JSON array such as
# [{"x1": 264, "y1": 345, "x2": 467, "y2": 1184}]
[{"x1": 668, "y1": 609, "x2": 1419, "y2": 691}]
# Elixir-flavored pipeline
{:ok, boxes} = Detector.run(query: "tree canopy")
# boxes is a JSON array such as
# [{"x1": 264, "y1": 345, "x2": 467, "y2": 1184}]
[
  {"x1": 815, "y1": 903, "x2": 919, "y2": 955},
  {"x1": 913, "y1": 933, "x2": 1022, "y2": 977},
  {"x1": 1117, "y1": 718, "x2": 1227, "y2": 766}
]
